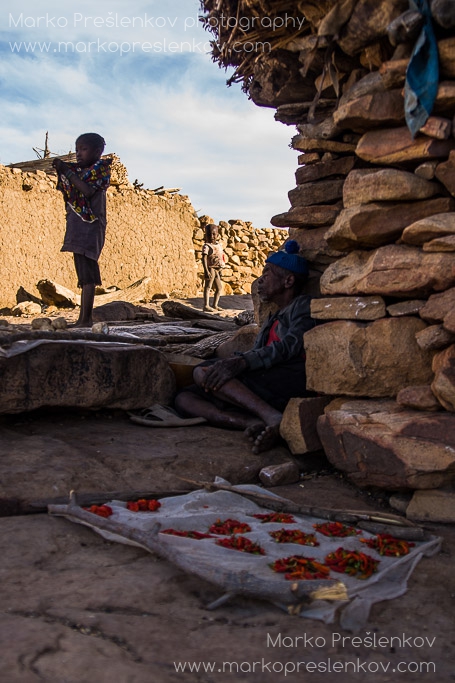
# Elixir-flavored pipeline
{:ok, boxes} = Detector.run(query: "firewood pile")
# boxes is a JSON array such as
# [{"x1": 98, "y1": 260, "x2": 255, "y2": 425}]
[
  {"x1": 8, "y1": 154, "x2": 131, "y2": 188},
  {"x1": 201, "y1": 0, "x2": 455, "y2": 511}
]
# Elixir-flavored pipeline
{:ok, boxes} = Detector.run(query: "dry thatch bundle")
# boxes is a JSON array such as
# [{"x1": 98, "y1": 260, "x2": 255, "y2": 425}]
[{"x1": 200, "y1": 0, "x2": 310, "y2": 87}]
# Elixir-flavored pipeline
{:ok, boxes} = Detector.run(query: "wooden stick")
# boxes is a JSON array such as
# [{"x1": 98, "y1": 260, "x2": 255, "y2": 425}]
[
  {"x1": 0, "y1": 489, "x2": 191, "y2": 517},
  {"x1": 179, "y1": 478, "x2": 417, "y2": 528}
]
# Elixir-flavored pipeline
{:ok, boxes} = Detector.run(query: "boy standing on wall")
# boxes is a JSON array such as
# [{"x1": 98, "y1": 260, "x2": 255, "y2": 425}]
[
  {"x1": 202, "y1": 223, "x2": 225, "y2": 312},
  {"x1": 53, "y1": 133, "x2": 111, "y2": 327}
]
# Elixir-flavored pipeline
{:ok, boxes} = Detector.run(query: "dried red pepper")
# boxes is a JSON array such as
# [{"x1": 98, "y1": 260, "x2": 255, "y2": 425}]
[
  {"x1": 84, "y1": 504, "x2": 113, "y2": 518},
  {"x1": 161, "y1": 529, "x2": 214, "y2": 540},
  {"x1": 325, "y1": 547, "x2": 379, "y2": 579},
  {"x1": 269, "y1": 528, "x2": 319, "y2": 546},
  {"x1": 270, "y1": 555, "x2": 330, "y2": 580},
  {"x1": 313, "y1": 521, "x2": 360, "y2": 537},
  {"x1": 209, "y1": 518, "x2": 252, "y2": 535},
  {"x1": 215, "y1": 536, "x2": 265, "y2": 554},
  {"x1": 361, "y1": 534, "x2": 415, "y2": 557},
  {"x1": 126, "y1": 498, "x2": 161, "y2": 512},
  {"x1": 253, "y1": 512, "x2": 296, "y2": 524}
]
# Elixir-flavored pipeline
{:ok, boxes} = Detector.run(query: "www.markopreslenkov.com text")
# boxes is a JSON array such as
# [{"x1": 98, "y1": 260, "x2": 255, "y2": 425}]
[
  {"x1": 8, "y1": 38, "x2": 271, "y2": 56},
  {"x1": 173, "y1": 658, "x2": 436, "y2": 675}
]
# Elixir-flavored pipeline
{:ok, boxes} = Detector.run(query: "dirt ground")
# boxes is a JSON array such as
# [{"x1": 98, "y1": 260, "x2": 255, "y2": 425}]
[{"x1": 1, "y1": 297, "x2": 455, "y2": 682}]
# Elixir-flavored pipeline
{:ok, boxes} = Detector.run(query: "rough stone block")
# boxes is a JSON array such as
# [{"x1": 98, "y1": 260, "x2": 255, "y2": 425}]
[
  {"x1": 310, "y1": 296, "x2": 386, "y2": 321},
  {"x1": 406, "y1": 489, "x2": 455, "y2": 522},
  {"x1": 396, "y1": 385, "x2": 442, "y2": 411},
  {"x1": 317, "y1": 400, "x2": 455, "y2": 489},
  {"x1": 343, "y1": 169, "x2": 440, "y2": 207},
  {"x1": 401, "y1": 212, "x2": 455, "y2": 245},
  {"x1": 432, "y1": 344, "x2": 455, "y2": 411},
  {"x1": 320, "y1": 245, "x2": 455, "y2": 298},
  {"x1": 325, "y1": 198, "x2": 454, "y2": 250},
  {"x1": 419, "y1": 286, "x2": 455, "y2": 322},
  {"x1": 279, "y1": 396, "x2": 332, "y2": 455},
  {"x1": 304, "y1": 318, "x2": 434, "y2": 397}
]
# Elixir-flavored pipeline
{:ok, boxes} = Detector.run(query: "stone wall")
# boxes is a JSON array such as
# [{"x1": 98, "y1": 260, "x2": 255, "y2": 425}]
[
  {"x1": 201, "y1": 0, "x2": 455, "y2": 502},
  {"x1": 193, "y1": 216, "x2": 286, "y2": 295},
  {"x1": 0, "y1": 163, "x2": 199, "y2": 306}
]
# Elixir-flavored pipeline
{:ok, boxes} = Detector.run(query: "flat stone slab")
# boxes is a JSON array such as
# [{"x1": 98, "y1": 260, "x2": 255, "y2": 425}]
[
  {"x1": 0, "y1": 342, "x2": 176, "y2": 413},
  {"x1": 0, "y1": 411, "x2": 290, "y2": 505}
]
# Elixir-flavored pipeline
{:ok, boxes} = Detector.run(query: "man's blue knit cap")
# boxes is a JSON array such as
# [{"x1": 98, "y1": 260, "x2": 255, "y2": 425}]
[{"x1": 266, "y1": 240, "x2": 309, "y2": 276}]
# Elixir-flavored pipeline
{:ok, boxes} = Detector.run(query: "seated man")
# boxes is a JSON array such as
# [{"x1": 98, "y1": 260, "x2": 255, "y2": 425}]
[{"x1": 175, "y1": 241, "x2": 315, "y2": 453}]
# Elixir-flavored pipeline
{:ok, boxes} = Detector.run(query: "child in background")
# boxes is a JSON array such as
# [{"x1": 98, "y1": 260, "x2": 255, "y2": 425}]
[
  {"x1": 201, "y1": 223, "x2": 225, "y2": 312},
  {"x1": 53, "y1": 133, "x2": 111, "y2": 327}
]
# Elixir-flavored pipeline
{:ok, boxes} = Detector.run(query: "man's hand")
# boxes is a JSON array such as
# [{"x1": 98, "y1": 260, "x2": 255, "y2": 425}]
[{"x1": 201, "y1": 357, "x2": 248, "y2": 392}]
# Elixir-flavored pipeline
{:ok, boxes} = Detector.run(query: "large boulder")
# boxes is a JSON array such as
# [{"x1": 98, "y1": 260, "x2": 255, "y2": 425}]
[
  {"x1": 304, "y1": 318, "x2": 434, "y2": 397},
  {"x1": 320, "y1": 245, "x2": 455, "y2": 297},
  {"x1": 0, "y1": 342, "x2": 175, "y2": 413},
  {"x1": 317, "y1": 399, "x2": 455, "y2": 490}
]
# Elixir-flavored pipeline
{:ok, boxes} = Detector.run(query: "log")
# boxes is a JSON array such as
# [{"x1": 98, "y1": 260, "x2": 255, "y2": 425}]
[
  {"x1": 166, "y1": 331, "x2": 235, "y2": 358},
  {"x1": 161, "y1": 300, "x2": 226, "y2": 321},
  {"x1": 356, "y1": 127, "x2": 455, "y2": 164},
  {"x1": 0, "y1": 489, "x2": 191, "y2": 517},
  {"x1": 297, "y1": 116, "x2": 341, "y2": 140},
  {"x1": 387, "y1": 10, "x2": 424, "y2": 46},
  {"x1": 439, "y1": 37, "x2": 455, "y2": 79},
  {"x1": 338, "y1": 0, "x2": 409, "y2": 56},
  {"x1": 431, "y1": 0, "x2": 455, "y2": 28}
]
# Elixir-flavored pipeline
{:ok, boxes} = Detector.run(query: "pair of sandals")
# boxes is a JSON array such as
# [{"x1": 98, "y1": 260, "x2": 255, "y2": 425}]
[{"x1": 129, "y1": 403, "x2": 206, "y2": 428}]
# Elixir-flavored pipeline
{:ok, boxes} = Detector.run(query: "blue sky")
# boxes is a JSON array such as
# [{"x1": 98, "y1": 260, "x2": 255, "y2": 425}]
[{"x1": 0, "y1": 0, "x2": 297, "y2": 227}]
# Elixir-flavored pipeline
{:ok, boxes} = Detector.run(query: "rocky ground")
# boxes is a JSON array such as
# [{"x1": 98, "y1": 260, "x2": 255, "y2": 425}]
[{"x1": 0, "y1": 297, "x2": 454, "y2": 682}]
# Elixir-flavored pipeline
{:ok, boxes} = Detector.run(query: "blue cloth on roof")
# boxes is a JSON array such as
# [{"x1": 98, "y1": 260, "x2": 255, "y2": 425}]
[{"x1": 404, "y1": 0, "x2": 439, "y2": 138}]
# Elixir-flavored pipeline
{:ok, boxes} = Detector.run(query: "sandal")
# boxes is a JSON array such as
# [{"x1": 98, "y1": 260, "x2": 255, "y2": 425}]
[{"x1": 128, "y1": 403, "x2": 207, "y2": 427}]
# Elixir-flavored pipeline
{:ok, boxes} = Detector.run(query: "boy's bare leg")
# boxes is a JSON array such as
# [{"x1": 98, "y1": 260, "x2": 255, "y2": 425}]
[
  {"x1": 203, "y1": 280, "x2": 214, "y2": 312},
  {"x1": 213, "y1": 271, "x2": 222, "y2": 310},
  {"x1": 75, "y1": 283, "x2": 95, "y2": 327}
]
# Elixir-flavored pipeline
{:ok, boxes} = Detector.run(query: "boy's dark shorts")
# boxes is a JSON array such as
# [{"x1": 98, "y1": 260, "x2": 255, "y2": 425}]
[
  {"x1": 73, "y1": 253, "x2": 101, "y2": 287},
  {"x1": 181, "y1": 358, "x2": 313, "y2": 413}
]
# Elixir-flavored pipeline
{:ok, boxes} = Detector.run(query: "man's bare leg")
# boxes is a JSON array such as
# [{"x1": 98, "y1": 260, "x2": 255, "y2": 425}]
[
  {"x1": 176, "y1": 366, "x2": 283, "y2": 453},
  {"x1": 175, "y1": 390, "x2": 264, "y2": 432}
]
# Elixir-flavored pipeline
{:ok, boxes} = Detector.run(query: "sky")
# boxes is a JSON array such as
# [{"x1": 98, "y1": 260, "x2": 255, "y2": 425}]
[{"x1": 0, "y1": 0, "x2": 299, "y2": 227}]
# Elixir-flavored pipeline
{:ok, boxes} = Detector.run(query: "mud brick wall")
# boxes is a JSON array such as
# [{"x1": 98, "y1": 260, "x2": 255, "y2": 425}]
[{"x1": 0, "y1": 164, "x2": 199, "y2": 306}]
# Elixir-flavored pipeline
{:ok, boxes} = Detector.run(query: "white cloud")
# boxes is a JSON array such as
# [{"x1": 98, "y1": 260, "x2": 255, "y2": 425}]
[{"x1": 0, "y1": 0, "x2": 298, "y2": 226}]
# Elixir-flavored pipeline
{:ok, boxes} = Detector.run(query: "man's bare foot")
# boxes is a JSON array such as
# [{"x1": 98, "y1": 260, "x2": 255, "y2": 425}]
[
  {"x1": 244, "y1": 422, "x2": 266, "y2": 442},
  {"x1": 203, "y1": 305, "x2": 215, "y2": 312},
  {"x1": 251, "y1": 423, "x2": 281, "y2": 454}
]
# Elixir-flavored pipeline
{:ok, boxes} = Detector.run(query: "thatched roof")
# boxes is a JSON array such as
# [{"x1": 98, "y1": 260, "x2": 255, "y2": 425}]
[
  {"x1": 200, "y1": 0, "x2": 412, "y2": 98},
  {"x1": 200, "y1": 0, "x2": 310, "y2": 87}
]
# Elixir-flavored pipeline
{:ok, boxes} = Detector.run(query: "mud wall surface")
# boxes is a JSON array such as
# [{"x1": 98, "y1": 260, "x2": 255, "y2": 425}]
[{"x1": 0, "y1": 165, "x2": 199, "y2": 306}]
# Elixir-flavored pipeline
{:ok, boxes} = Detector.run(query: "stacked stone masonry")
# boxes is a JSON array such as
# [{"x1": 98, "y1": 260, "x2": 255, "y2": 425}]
[{"x1": 201, "y1": 0, "x2": 455, "y2": 496}]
